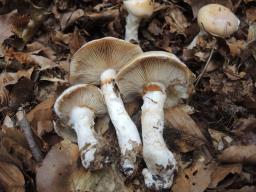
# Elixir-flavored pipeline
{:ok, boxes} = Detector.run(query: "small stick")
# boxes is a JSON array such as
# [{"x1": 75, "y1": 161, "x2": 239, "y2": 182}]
[
  {"x1": 195, "y1": 47, "x2": 215, "y2": 87},
  {"x1": 16, "y1": 107, "x2": 43, "y2": 162}
]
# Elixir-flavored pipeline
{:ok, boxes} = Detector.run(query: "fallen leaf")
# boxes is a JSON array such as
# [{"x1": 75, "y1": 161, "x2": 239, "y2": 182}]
[
  {"x1": 225, "y1": 186, "x2": 256, "y2": 192},
  {"x1": 0, "y1": 68, "x2": 33, "y2": 107},
  {"x1": 172, "y1": 160, "x2": 216, "y2": 192},
  {"x1": 8, "y1": 78, "x2": 34, "y2": 111},
  {"x1": 0, "y1": 161, "x2": 25, "y2": 192},
  {"x1": 223, "y1": 65, "x2": 246, "y2": 80},
  {"x1": 26, "y1": 41, "x2": 56, "y2": 60},
  {"x1": 165, "y1": 106, "x2": 206, "y2": 152},
  {"x1": 37, "y1": 140, "x2": 132, "y2": 192},
  {"x1": 209, "y1": 164, "x2": 242, "y2": 188},
  {"x1": 1, "y1": 136, "x2": 34, "y2": 171},
  {"x1": 208, "y1": 128, "x2": 233, "y2": 151},
  {"x1": 27, "y1": 96, "x2": 55, "y2": 137},
  {"x1": 246, "y1": 7, "x2": 256, "y2": 23},
  {"x1": 165, "y1": 7, "x2": 189, "y2": 35},
  {"x1": 0, "y1": 10, "x2": 16, "y2": 56},
  {"x1": 219, "y1": 145, "x2": 256, "y2": 164},
  {"x1": 69, "y1": 28, "x2": 85, "y2": 54},
  {"x1": 226, "y1": 39, "x2": 246, "y2": 57},
  {"x1": 5, "y1": 48, "x2": 56, "y2": 70}
]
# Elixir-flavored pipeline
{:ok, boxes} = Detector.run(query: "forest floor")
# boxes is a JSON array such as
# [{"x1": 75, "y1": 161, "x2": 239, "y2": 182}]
[{"x1": 0, "y1": 0, "x2": 256, "y2": 192}]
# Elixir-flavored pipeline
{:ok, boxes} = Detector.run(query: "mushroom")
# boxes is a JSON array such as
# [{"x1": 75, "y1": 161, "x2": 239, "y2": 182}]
[
  {"x1": 69, "y1": 37, "x2": 143, "y2": 176},
  {"x1": 123, "y1": 0, "x2": 154, "y2": 42},
  {"x1": 187, "y1": 3, "x2": 240, "y2": 49},
  {"x1": 54, "y1": 84, "x2": 109, "y2": 170},
  {"x1": 116, "y1": 51, "x2": 195, "y2": 190}
]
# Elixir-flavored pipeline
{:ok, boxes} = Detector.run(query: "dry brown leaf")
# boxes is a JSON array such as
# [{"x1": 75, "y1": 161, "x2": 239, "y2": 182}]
[
  {"x1": 51, "y1": 31, "x2": 71, "y2": 45},
  {"x1": 0, "y1": 161, "x2": 25, "y2": 192},
  {"x1": 208, "y1": 129, "x2": 233, "y2": 151},
  {"x1": 2, "y1": 127, "x2": 29, "y2": 149},
  {"x1": 226, "y1": 39, "x2": 246, "y2": 57},
  {"x1": 165, "y1": 7, "x2": 189, "y2": 35},
  {"x1": 27, "y1": 96, "x2": 55, "y2": 137},
  {"x1": 225, "y1": 186, "x2": 256, "y2": 192},
  {"x1": 37, "y1": 140, "x2": 132, "y2": 192},
  {"x1": 0, "y1": 10, "x2": 16, "y2": 56},
  {"x1": 5, "y1": 48, "x2": 56, "y2": 70},
  {"x1": 223, "y1": 65, "x2": 246, "y2": 80},
  {"x1": 219, "y1": 145, "x2": 256, "y2": 164},
  {"x1": 148, "y1": 19, "x2": 163, "y2": 36},
  {"x1": 60, "y1": 9, "x2": 84, "y2": 30},
  {"x1": 209, "y1": 164, "x2": 242, "y2": 188},
  {"x1": 69, "y1": 28, "x2": 85, "y2": 54},
  {"x1": 0, "y1": 68, "x2": 33, "y2": 107},
  {"x1": 246, "y1": 7, "x2": 256, "y2": 23},
  {"x1": 8, "y1": 78, "x2": 34, "y2": 110},
  {"x1": 230, "y1": 117, "x2": 256, "y2": 145},
  {"x1": 165, "y1": 106, "x2": 206, "y2": 152},
  {"x1": 172, "y1": 160, "x2": 216, "y2": 192},
  {"x1": 1, "y1": 136, "x2": 34, "y2": 170},
  {"x1": 26, "y1": 41, "x2": 56, "y2": 60}
]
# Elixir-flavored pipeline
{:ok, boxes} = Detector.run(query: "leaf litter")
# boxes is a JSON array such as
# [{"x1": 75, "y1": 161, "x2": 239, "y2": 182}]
[{"x1": 0, "y1": 0, "x2": 256, "y2": 191}]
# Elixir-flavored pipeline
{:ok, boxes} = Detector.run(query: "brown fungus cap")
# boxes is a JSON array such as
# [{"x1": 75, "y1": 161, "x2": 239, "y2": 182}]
[
  {"x1": 69, "y1": 37, "x2": 143, "y2": 85},
  {"x1": 54, "y1": 84, "x2": 107, "y2": 125},
  {"x1": 197, "y1": 4, "x2": 240, "y2": 38},
  {"x1": 116, "y1": 51, "x2": 195, "y2": 107}
]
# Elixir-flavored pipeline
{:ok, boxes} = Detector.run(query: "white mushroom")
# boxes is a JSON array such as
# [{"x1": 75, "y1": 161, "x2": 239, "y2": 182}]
[
  {"x1": 54, "y1": 84, "x2": 109, "y2": 170},
  {"x1": 123, "y1": 0, "x2": 154, "y2": 42},
  {"x1": 116, "y1": 51, "x2": 195, "y2": 190},
  {"x1": 69, "y1": 37, "x2": 143, "y2": 176},
  {"x1": 187, "y1": 3, "x2": 240, "y2": 49}
]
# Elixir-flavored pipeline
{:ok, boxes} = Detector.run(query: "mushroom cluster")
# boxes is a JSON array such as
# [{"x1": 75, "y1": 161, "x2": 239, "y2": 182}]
[{"x1": 54, "y1": 37, "x2": 194, "y2": 190}]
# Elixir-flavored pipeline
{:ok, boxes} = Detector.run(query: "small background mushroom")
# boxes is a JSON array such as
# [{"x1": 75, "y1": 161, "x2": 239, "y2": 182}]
[
  {"x1": 187, "y1": 3, "x2": 240, "y2": 49},
  {"x1": 123, "y1": 0, "x2": 154, "y2": 42}
]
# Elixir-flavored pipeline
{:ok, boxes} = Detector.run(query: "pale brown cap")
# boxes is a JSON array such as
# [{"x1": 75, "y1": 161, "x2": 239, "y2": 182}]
[
  {"x1": 197, "y1": 4, "x2": 240, "y2": 37},
  {"x1": 69, "y1": 37, "x2": 143, "y2": 85},
  {"x1": 116, "y1": 51, "x2": 195, "y2": 107},
  {"x1": 124, "y1": 0, "x2": 154, "y2": 18},
  {"x1": 54, "y1": 84, "x2": 107, "y2": 124}
]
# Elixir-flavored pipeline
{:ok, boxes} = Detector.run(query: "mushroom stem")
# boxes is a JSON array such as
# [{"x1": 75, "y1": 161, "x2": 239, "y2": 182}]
[
  {"x1": 70, "y1": 107, "x2": 98, "y2": 169},
  {"x1": 125, "y1": 13, "x2": 141, "y2": 42},
  {"x1": 187, "y1": 30, "x2": 206, "y2": 49},
  {"x1": 141, "y1": 82, "x2": 177, "y2": 190},
  {"x1": 101, "y1": 69, "x2": 142, "y2": 176}
]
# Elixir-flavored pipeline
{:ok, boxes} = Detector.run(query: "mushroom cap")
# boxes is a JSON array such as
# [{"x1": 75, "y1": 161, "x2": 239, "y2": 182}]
[
  {"x1": 116, "y1": 51, "x2": 195, "y2": 107},
  {"x1": 69, "y1": 37, "x2": 143, "y2": 85},
  {"x1": 124, "y1": 0, "x2": 154, "y2": 18},
  {"x1": 54, "y1": 84, "x2": 107, "y2": 123},
  {"x1": 197, "y1": 4, "x2": 240, "y2": 37}
]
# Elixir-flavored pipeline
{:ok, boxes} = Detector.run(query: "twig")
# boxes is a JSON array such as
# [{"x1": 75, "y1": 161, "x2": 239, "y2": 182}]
[
  {"x1": 16, "y1": 107, "x2": 43, "y2": 162},
  {"x1": 195, "y1": 47, "x2": 215, "y2": 87}
]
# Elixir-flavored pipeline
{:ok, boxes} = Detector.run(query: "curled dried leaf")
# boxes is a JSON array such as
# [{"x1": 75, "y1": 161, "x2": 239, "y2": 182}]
[
  {"x1": 219, "y1": 145, "x2": 256, "y2": 164},
  {"x1": 0, "y1": 161, "x2": 25, "y2": 192}
]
